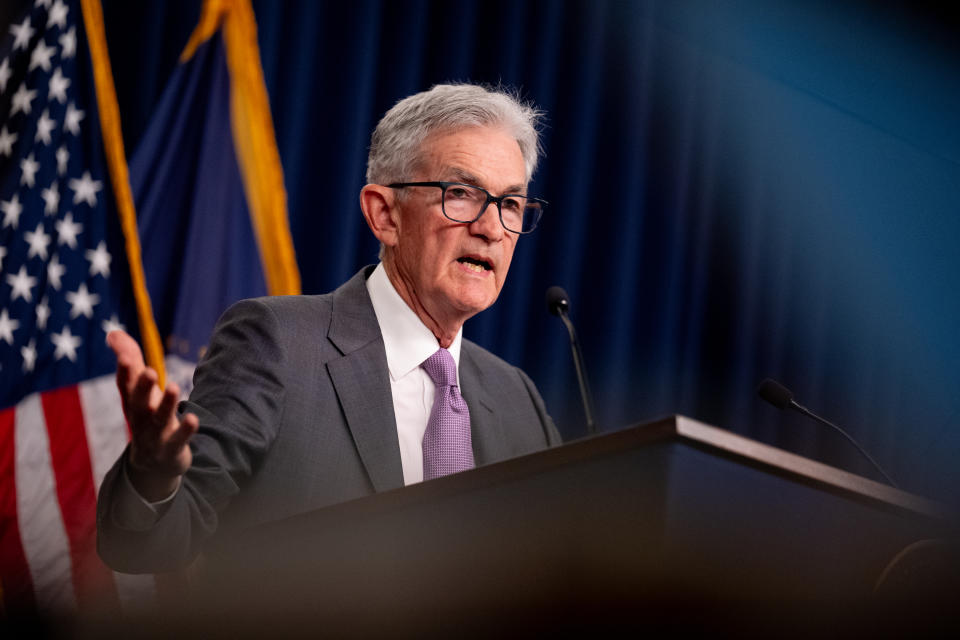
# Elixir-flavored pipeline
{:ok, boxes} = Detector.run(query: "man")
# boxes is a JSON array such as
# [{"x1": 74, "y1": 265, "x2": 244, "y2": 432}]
[{"x1": 97, "y1": 84, "x2": 562, "y2": 572}]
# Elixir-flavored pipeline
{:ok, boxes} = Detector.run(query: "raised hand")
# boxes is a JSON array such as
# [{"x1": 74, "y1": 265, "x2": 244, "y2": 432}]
[{"x1": 107, "y1": 330, "x2": 199, "y2": 502}]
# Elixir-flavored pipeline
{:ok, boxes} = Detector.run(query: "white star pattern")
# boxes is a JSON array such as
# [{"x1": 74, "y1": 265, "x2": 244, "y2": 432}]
[
  {"x1": 41, "y1": 180, "x2": 60, "y2": 215},
  {"x1": 28, "y1": 39, "x2": 56, "y2": 73},
  {"x1": 85, "y1": 241, "x2": 111, "y2": 277},
  {"x1": 6, "y1": 265, "x2": 38, "y2": 302},
  {"x1": 0, "y1": 309, "x2": 19, "y2": 345},
  {"x1": 47, "y1": 0, "x2": 69, "y2": 30},
  {"x1": 51, "y1": 325, "x2": 81, "y2": 361},
  {"x1": 2, "y1": 194, "x2": 24, "y2": 229},
  {"x1": 56, "y1": 211, "x2": 82, "y2": 247},
  {"x1": 101, "y1": 314, "x2": 125, "y2": 335},
  {"x1": 0, "y1": 57, "x2": 11, "y2": 93},
  {"x1": 11, "y1": 83, "x2": 38, "y2": 116},
  {"x1": 0, "y1": 126, "x2": 17, "y2": 157},
  {"x1": 9, "y1": 17, "x2": 35, "y2": 51},
  {"x1": 64, "y1": 103, "x2": 85, "y2": 136},
  {"x1": 36, "y1": 297, "x2": 50, "y2": 330},
  {"x1": 66, "y1": 283, "x2": 100, "y2": 319},
  {"x1": 21, "y1": 338, "x2": 37, "y2": 372},
  {"x1": 47, "y1": 253, "x2": 66, "y2": 289},
  {"x1": 25, "y1": 222, "x2": 52, "y2": 260},
  {"x1": 48, "y1": 67, "x2": 70, "y2": 103},
  {"x1": 56, "y1": 145, "x2": 69, "y2": 175},
  {"x1": 20, "y1": 152, "x2": 40, "y2": 187},
  {"x1": 59, "y1": 26, "x2": 76, "y2": 59},
  {"x1": 36, "y1": 109, "x2": 57, "y2": 145},
  {"x1": 70, "y1": 171, "x2": 102, "y2": 206}
]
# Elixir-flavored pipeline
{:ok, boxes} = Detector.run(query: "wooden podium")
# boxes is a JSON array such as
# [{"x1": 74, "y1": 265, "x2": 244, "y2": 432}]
[{"x1": 181, "y1": 416, "x2": 957, "y2": 634}]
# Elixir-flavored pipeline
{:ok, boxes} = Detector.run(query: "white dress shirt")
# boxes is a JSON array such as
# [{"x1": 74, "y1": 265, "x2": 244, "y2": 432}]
[{"x1": 365, "y1": 262, "x2": 461, "y2": 486}]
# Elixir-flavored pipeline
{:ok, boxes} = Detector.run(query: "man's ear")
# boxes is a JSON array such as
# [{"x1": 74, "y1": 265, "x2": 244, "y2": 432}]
[{"x1": 360, "y1": 184, "x2": 400, "y2": 248}]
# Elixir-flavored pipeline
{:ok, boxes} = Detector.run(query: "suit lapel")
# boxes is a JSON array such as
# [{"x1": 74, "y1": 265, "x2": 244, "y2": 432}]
[
  {"x1": 460, "y1": 345, "x2": 508, "y2": 466},
  {"x1": 326, "y1": 269, "x2": 404, "y2": 493}
]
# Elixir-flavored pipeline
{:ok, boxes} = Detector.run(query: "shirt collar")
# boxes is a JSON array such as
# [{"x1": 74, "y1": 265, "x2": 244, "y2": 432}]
[{"x1": 366, "y1": 263, "x2": 462, "y2": 382}]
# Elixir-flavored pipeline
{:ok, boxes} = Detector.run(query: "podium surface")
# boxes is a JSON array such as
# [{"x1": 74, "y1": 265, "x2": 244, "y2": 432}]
[{"x1": 174, "y1": 416, "x2": 956, "y2": 633}]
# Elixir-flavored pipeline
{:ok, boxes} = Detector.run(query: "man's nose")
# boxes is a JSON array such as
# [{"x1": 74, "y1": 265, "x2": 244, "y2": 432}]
[{"x1": 470, "y1": 200, "x2": 505, "y2": 241}]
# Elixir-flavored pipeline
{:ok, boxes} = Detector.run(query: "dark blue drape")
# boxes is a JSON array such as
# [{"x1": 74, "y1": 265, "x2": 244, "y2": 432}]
[{"x1": 93, "y1": 0, "x2": 960, "y2": 507}]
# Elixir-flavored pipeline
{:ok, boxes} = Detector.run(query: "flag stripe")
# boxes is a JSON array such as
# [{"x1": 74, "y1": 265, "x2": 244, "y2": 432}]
[
  {"x1": 14, "y1": 393, "x2": 77, "y2": 613},
  {"x1": 40, "y1": 386, "x2": 118, "y2": 610},
  {"x1": 0, "y1": 407, "x2": 36, "y2": 613},
  {"x1": 77, "y1": 375, "x2": 158, "y2": 609},
  {"x1": 78, "y1": 373, "x2": 129, "y2": 492}
]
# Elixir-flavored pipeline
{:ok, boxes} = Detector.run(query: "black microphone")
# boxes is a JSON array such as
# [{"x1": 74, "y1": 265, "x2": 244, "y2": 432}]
[
  {"x1": 756, "y1": 378, "x2": 899, "y2": 488},
  {"x1": 547, "y1": 286, "x2": 597, "y2": 434}
]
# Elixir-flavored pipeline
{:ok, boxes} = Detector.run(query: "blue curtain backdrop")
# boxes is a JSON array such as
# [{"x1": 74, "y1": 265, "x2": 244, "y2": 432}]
[{"x1": 86, "y1": 0, "x2": 960, "y2": 506}]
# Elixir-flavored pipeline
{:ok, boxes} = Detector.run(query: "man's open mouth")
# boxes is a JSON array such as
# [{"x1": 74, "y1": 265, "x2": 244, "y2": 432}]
[{"x1": 457, "y1": 256, "x2": 492, "y2": 272}]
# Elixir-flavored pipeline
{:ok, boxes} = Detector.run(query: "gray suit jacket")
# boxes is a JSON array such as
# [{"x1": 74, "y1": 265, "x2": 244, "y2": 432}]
[{"x1": 97, "y1": 266, "x2": 561, "y2": 572}]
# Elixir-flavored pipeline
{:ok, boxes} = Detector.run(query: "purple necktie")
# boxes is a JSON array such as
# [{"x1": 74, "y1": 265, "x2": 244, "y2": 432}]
[{"x1": 421, "y1": 348, "x2": 474, "y2": 480}]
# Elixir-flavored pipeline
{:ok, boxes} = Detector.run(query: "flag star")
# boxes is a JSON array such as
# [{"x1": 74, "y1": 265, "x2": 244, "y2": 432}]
[
  {"x1": 0, "y1": 58, "x2": 11, "y2": 93},
  {"x1": 85, "y1": 241, "x2": 111, "y2": 277},
  {"x1": 64, "y1": 102, "x2": 84, "y2": 135},
  {"x1": 70, "y1": 171, "x2": 102, "y2": 207},
  {"x1": 20, "y1": 152, "x2": 40, "y2": 187},
  {"x1": 6, "y1": 265, "x2": 38, "y2": 302},
  {"x1": 47, "y1": 0, "x2": 69, "y2": 30},
  {"x1": 11, "y1": 83, "x2": 38, "y2": 116},
  {"x1": 36, "y1": 296, "x2": 50, "y2": 330},
  {"x1": 25, "y1": 222, "x2": 52, "y2": 260},
  {"x1": 48, "y1": 67, "x2": 70, "y2": 103},
  {"x1": 22, "y1": 338, "x2": 37, "y2": 372},
  {"x1": 28, "y1": 39, "x2": 56, "y2": 73},
  {"x1": 1, "y1": 193, "x2": 23, "y2": 229},
  {"x1": 0, "y1": 126, "x2": 17, "y2": 157},
  {"x1": 59, "y1": 26, "x2": 76, "y2": 59},
  {"x1": 9, "y1": 16, "x2": 35, "y2": 51},
  {"x1": 66, "y1": 282, "x2": 100, "y2": 319},
  {"x1": 0, "y1": 246, "x2": 6, "y2": 270},
  {"x1": 0, "y1": 309, "x2": 19, "y2": 345},
  {"x1": 102, "y1": 314, "x2": 125, "y2": 335},
  {"x1": 56, "y1": 211, "x2": 82, "y2": 248},
  {"x1": 41, "y1": 180, "x2": 60, "y2": 215},
  {"x1": 56, "y1": 145, "x2": 69, "y2": 175},
  {"x1": 47, "y1": 253, "x2": 66, "y2": 289},
  {"x1": 36, "y1": 109, "x2": 56, "y2": 145},
  {"x1": 51, "y1": 325, "x2": 81, "y2": 361}
]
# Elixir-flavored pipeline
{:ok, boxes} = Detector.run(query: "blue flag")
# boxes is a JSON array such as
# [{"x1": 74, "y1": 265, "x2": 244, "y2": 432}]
[{"x1": 128, "y1": 0, "x2": 299, "y2": 393}]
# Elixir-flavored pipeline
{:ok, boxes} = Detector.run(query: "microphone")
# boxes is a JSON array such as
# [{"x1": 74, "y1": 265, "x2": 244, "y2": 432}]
[
  {"x1": 756, "y1": 378, "x2": 899, "y2": 488},
  {"x1": 547, "y1": 286, "x2": 597, "y2": 434}
]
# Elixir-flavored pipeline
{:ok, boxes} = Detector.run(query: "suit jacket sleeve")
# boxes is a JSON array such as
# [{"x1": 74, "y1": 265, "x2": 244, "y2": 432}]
[{"x1": 97, "y1": 298, "x2": 288, "y2": 573}]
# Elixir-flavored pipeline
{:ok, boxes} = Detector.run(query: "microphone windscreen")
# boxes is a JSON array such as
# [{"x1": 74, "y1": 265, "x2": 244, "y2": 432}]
[
  {"x1": 757, "y1": 378, "x2": 794, "y2": 410},
  {"x1": 545, "y1": 286, "x2": 569, "y2": 316}
]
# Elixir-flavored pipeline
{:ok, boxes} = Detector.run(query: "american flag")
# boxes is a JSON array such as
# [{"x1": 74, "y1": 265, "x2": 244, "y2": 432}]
[{"x1": 0, "y1": 0, "x2": 154, "y2": 615}]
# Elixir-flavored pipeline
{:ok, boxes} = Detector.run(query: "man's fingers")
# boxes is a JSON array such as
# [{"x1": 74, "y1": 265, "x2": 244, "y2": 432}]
[
  {"x1": 107, "y1": 330, "x2": 145, "y2": 370},
  {"x1": 165, "y1": 412, "x2": 199, "y2": 458},
  {"x1": 126, "y1": 368, "x2": 163, "y2": 431},
  {"x1": 155, "y1": 383, "x2": 181, "y2": 428}
]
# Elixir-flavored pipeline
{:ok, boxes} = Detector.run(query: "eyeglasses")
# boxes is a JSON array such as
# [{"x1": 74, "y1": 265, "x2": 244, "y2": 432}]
[{"x1": 387, "y1": 181, "x2": 546, "y2": 234}]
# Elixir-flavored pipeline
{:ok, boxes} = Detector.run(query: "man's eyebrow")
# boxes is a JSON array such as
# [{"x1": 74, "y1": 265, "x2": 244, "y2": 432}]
[{"x1": 445, "y1": 167, "x2": 526, "y2": 195}]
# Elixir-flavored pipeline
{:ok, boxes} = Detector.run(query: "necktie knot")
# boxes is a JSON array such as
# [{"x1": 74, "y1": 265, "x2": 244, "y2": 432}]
[{"x1": 421, "y1": 348, "x2": 457, "y2": 387}]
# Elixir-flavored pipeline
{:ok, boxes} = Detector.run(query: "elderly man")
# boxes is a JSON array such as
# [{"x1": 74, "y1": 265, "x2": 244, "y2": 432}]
[{"x1": 97, "y1": 84, "x2": 562, "y2": 572}]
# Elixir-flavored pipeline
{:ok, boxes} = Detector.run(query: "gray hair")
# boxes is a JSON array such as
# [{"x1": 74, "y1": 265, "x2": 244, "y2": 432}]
[{"x1": 366, "y1": 83, "x2": 544, "y2": 185}]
